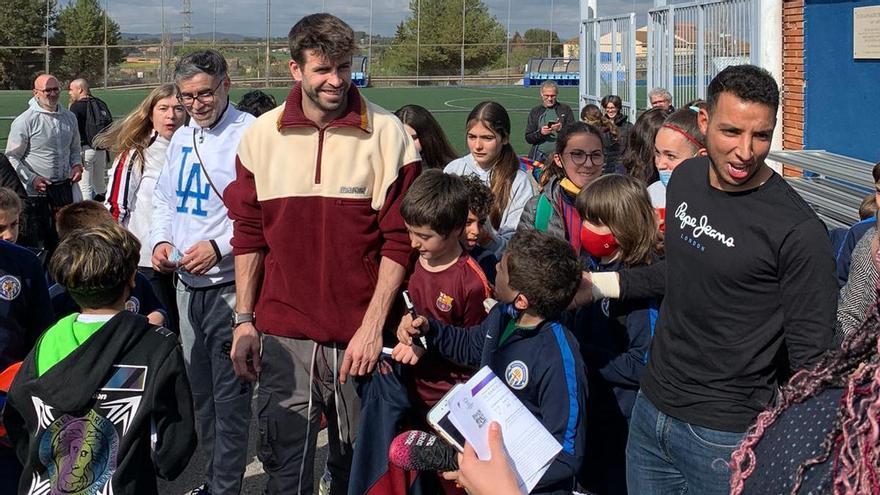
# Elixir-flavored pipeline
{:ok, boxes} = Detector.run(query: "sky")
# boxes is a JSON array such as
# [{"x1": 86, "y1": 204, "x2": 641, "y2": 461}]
[{"x1": 84, "y1": 0, "x2": 656, "y2": 39}]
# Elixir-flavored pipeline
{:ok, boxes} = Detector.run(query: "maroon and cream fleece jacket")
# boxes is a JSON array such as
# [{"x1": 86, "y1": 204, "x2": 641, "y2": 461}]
[{"x1": 225, "y1": 84, "x2": 421, "y2": 344}]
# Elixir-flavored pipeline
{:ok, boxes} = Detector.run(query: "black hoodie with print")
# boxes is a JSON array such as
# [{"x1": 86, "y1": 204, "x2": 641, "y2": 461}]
[{"x1": 2, "y1": 310, "x2": 195, "y2": 494}]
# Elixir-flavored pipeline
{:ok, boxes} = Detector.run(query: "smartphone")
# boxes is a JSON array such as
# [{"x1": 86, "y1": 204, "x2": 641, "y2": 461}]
[{"x1": 427, "y1": 384, "x2": 466, "y2": 452}]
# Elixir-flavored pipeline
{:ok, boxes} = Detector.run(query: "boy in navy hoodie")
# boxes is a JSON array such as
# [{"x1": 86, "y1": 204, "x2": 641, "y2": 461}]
[
  {"x1": 49, "y1": 200, "x2": 167, "y2": 326},
  {"x1": 397, "y1": 230, "x2": 587, "y2": 495},
  {"x1": 0, "y1": 186, "x2": 53, "y2": 493},
  {"x1": 3, "y1": 223, "x2": 195, "y2": 494}
]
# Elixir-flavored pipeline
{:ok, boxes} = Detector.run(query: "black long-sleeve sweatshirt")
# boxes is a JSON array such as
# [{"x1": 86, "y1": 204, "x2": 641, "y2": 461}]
[{"x1": 624, "y1": 157, "x2": 837, "y2": 432}]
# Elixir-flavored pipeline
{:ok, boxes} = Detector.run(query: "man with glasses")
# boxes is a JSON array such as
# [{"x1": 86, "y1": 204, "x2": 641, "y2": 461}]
[
  {"x1": 5, "y1": 74, "x2": 84, "y2": 259},
  {"x1": 150, "y1": 49, "x2": 255, "y2": 495},
  {"x1": 525, "y1": 80, "x2": 574, "y2": 163}
]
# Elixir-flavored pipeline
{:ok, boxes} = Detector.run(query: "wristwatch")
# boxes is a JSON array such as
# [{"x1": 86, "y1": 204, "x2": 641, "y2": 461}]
[{"x1": 232, "y1": 312, "x2": 255, "y2": 328}]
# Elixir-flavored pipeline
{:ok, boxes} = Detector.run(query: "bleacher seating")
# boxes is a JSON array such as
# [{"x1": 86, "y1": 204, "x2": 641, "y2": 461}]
[
  {"x1": 770, "y1": 150, "x2": 874, "y2": 230},
  {"x1": 524, "y1": 58, "x2": 579, "y2": 87}
]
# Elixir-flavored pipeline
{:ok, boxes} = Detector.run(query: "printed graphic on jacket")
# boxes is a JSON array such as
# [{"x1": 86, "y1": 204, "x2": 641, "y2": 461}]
[{"x1": 27, "y1": 365, "x2": 147, "y2": 495}]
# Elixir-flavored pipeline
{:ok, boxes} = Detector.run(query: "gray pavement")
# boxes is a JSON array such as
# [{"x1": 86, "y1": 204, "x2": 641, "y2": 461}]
[{"x1": 157, "y1": 397, "x2": 330, "y2": 494}]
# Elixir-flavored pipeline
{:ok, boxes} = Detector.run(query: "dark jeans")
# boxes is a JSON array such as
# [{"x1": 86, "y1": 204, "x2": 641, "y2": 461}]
[
  {"x1": 625, "y1": 392, "x2": 745, "y2": 494},
  {"x1": 138, "y1": 267, "x2": 179, "y2": 333},
  {"x1": 18, "y1": 197, "x2": 57, "y2": 267}
]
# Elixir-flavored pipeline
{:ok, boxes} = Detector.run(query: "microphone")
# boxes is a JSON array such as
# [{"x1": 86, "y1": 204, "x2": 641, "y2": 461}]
[{"x1": 389, "y1": 430, "x2": 459, "y2": 472}]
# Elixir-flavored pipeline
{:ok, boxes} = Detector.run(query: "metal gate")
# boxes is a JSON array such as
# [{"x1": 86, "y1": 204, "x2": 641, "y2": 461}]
[
  {"x1": 579, "y1": 13, "x2": 638, "y2": 122},
  {"x1": 648, "y1": 0, "x2": 757, "y2": 106}
]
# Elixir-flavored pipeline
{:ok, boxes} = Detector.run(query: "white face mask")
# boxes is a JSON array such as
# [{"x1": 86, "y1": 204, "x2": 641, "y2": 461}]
[{"x1": 659, "y1": 169, "x2": 673, "y2": 186}]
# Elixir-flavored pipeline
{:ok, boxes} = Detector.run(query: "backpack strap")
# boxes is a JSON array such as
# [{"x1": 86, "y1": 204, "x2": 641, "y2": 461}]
[{"x1": 535, "y1": 194, "x2": 552, "y2": 232}]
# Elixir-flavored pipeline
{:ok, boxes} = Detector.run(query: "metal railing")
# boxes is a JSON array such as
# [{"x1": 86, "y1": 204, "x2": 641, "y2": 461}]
[
  {"x1": 579, "y1": 13, "x2": 638, "y2": 122},
  {"x1": 648, "y1": 0, "x2": 755, "y2": 105}
]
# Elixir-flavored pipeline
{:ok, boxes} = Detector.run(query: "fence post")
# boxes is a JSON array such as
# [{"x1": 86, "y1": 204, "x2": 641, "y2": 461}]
[
  {"x1": 578, "y1": 0, "x2": 594, "y2": 111},
  {"x1": 628, "y1": 13, "x2": 637, "y2": 118},
  {"x1": 460, "y1": 0, "x2": 465, "y2": 85},
  {"x1": 265, "y1": 0, "x2": 271, "y2": 87},
  {"x1": 611, "y1": 18, "x2": 618, "y2": 96},
  {"x1": 667, "y1": 5, "x2": 675, "y2": 96},
  {"x1": 697, "y1": 3, "x2": 705, "y2": 98},
  {"x1": 44, "y1": 0, "x2": 50, "y2": 74}
]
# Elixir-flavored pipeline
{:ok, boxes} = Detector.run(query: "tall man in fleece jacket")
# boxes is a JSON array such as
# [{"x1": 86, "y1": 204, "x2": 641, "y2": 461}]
[{"x1": 225, "y1": 14, "x2": 421, "y2": 495}]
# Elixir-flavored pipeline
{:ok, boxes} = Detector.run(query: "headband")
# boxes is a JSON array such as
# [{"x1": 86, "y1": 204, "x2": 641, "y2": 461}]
[{"x1": 662, "y1": 123, "x2": 704, "y2": 150}]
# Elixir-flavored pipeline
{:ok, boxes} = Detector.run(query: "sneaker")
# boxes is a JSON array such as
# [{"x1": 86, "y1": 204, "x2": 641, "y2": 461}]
[
  {"x1": 388, "y1": 430, "x2": 458, "y2": 472},
  {"x1": 93, "y1": 194, "x2": 106, "y2": 202},
  {"x1": 318, "y1": 469, "x2": 332, "y2": 495},
  {"x1": 187, "y1": 484, "x2": 210, "y2": 495}
]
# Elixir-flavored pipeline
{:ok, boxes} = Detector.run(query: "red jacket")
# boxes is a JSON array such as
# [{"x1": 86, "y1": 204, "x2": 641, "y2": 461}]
[{"x1": 225, "y1": 84, "x2": 421, "y2": 343}]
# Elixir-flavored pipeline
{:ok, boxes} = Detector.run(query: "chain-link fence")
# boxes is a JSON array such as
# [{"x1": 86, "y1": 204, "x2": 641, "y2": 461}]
[{"x1": 0, "y1": 0, "x2": 586, "y2": 89}]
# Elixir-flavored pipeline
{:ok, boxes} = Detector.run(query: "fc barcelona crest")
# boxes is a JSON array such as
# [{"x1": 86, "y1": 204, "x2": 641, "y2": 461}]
[{"x1": 435, "y1": 292, "x2": 454, "y2": 312}]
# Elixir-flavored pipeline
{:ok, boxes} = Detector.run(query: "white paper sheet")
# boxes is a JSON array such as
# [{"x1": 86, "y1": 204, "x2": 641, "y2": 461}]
[{"x1": 447, "y1": 366, "x2": 562, "y2": 494}]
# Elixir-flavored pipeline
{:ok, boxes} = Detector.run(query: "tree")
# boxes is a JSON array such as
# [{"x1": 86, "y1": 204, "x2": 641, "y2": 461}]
[
  {"x1": 523, "y1": 29, "x2": 563, "y2": 57},
  {"x1": 378, "y1": 0, "x2": 506, "y2": 77},
  {"x1": 0, "y1": 0, "x2": 57, "y2": 89},
  {"x1": 53, "y1": 0, "x2": 124, "y2": 83}
]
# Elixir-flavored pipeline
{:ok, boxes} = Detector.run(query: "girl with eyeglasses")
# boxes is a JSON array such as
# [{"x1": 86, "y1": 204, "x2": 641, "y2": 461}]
[
  {"x1": 444, "y1": 101, "x2": 536, "y2": 256},
  {"x1": 518, "y1": 122, "x2": 606, "y2": 254},
  {"x1": 573, "y1": 173, "x2": 663, "y2": 495}
]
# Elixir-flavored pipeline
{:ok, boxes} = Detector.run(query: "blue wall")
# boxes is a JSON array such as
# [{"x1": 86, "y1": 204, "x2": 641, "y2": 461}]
[{"x1": 805, "y1": 0, "x2": 880, "y2": 162}]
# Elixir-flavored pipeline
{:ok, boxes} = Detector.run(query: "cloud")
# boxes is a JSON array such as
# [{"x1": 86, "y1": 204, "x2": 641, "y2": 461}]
[{"x1": 89, "y1": 0, "x2": 657, "y2": 38}]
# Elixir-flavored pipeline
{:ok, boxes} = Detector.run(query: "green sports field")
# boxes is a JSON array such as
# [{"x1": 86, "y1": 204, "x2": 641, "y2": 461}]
[{"x1": 0, "y1": 85, "x2": 581, "y2": 156}]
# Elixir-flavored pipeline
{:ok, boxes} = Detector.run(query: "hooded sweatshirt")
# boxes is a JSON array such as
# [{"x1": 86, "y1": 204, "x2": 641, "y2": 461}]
[
  {"x1": 151, "y1": 102, "x2": 255, "y2": 287},
  {"x1": 5, "y1": 98, "x2": 82, "y2": 196},
  {"x1": 2, "y1": 311, "x2": 195, "y2": 495}
]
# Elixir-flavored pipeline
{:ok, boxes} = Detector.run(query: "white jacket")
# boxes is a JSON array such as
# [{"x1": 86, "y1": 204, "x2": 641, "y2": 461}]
[
  {"x1": 105, "y1": 132, "x2": 169, "y2": 267},
  {"x1": 444, "y1": 153, "x2": 536, "y2": 256},
  {"x1": 5, "y1": 98, "x2": 82, "y2": 195},
  {"x1": 151, "y1": 103, "x2": 255, "y2": 287}
]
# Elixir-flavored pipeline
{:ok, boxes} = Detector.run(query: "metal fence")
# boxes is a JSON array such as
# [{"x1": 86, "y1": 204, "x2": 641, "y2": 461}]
[
  {"x1": 647, "y1": 0, "x2": 755, "y2": 106},
  {"x1": 579, "y1": 13, "x2": 638, "y2": 122},
  {"x1": 0, "y1": 0, "x2": 583, "y2": 89}
]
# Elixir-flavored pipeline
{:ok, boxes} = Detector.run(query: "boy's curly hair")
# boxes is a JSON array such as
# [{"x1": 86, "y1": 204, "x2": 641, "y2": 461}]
[{"x1": 506, "y1": 230, "x2": 582, "y2": 319}]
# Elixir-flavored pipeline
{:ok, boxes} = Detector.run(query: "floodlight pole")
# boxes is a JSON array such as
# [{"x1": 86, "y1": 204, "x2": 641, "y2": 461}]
[
  {"x1": 161, "y1": 0, "x2": 165, "y2": 82},
  {"x1": 368, "y1": 0, "x2": 373, "y2": 79},
  {"x1": 506, "y1": 0, "x2": 511, "y2": 83},
  {"x1": 45, "y1": 0, "x2": 50, "y2": 73},
  {"x1": 416, "y1": 0, "x2": 421, "y2": 84},
  {"x1": 213, "y1": 0, "x2": 217, "y2": 46}
]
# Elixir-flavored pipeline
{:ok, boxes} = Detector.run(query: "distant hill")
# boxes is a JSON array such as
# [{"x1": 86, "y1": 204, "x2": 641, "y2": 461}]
[
  {"x1": 122, "y1": 30, "x2": 395, "y2": 44},
  {"x1": 121, "y1": 32, "x2": 265, "y2": 42}
]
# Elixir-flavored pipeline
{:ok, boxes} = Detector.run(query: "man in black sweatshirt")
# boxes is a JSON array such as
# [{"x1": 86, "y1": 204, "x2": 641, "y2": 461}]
[{"x1": 611, "y1": 65, "x2": 837, "y2": 494}]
